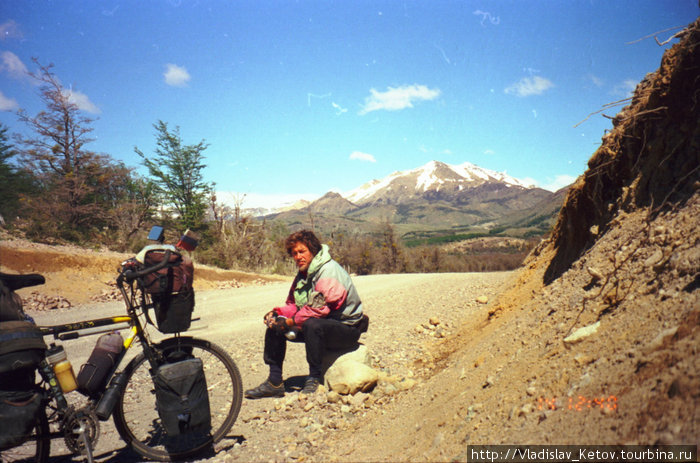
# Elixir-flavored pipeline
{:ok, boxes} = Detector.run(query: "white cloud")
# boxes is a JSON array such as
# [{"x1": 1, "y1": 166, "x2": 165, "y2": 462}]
[
  {"x1": 0, "y1": 20, "x2": 22, "y2": 41},
  {"x1": 164, "y1": 63, "x2": 190, "y2": 87},
  {"x1": 504, "y1": 76, "x2": 554, "y2": 97},
  {"x1": 483, "y1": 149, "x2": 495, "y2": 155},
  {"x1": 0, "y1": 90, "x2": 18, "y2": 111},
  {"x1": 359, "y1": 84, "x2": 441, "y2": 115},
  {"x1": 473, "y1": 10, "x2": 500, "y2": 26},
  {"x1": 350, "y1": 151, "x2": 376, "y2": 163},
  {"x1": 63, "y1": 88, "x2": 100, "y2": 114},
  {"x1": 540, "y1": 174, "x2": 576, "y2": 192},
  {"x1": 588, "y1": 74, "x2": 604, "y2": 87},
  {"x1": 307, "y1": 92, "x2": 331, "y2": 106},
  {"x1": 0, "y1": 51, "x2": 28, "y2": 79},
  {"x1": 218, "y1": 191, "x2": 319, "y2": 211},
  {"x1": 520, "y1": 177, "x2": 538, "y2": 187},
  {"x1": 332, "y1": 101, "x2": 347, "y2": 115},
  {"x1": 611, "y1": 79, "x2": 637, "y2": 97}
]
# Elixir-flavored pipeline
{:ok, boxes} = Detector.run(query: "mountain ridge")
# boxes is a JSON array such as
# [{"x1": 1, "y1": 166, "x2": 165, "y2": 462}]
[
  {"x1": 345, "y1": 160, "x2": 535, "y2": 205},
  {"x1": 264, "y1": 160, "x2": 566, "y2": 239}
]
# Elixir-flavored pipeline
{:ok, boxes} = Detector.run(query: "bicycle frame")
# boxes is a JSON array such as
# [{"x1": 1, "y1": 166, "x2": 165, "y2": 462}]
[
  {"x1": 37, "y1": 271, "x2": 171, "y2": 400},
  {"x1": 39, "y1": 314, "x2": 140, "y2": 407},
  {"x1": 40, "y1": 260, "x2": 175, "y2": 364},
  {"x1": 31, "y1": 274, "x2": 164, "y2": 462}
]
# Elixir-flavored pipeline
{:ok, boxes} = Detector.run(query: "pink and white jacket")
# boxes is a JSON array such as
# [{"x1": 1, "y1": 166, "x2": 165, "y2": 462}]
[{"x1": 274, "y1": 245, "x2": 363, "y2": 327}]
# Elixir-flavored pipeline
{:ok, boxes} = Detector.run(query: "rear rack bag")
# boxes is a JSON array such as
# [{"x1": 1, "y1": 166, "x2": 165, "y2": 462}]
[{"x1": 140, "y1": 248, "x2": 195, "y2": 333}]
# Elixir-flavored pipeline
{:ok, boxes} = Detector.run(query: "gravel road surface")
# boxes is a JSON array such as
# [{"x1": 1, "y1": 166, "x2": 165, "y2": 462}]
[{"x1": 28, "y1": 271, "x2": 512, "y2": 462}]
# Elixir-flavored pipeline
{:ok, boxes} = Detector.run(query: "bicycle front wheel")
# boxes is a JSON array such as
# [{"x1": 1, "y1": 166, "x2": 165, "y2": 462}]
[{"x1": 113, "y1": 337, "x2": 242, "y2": 461}]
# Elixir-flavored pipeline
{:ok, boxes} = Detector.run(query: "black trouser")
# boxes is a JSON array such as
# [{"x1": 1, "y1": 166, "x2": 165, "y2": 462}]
[{"x1": 263, "y1": 317, "x2": 361, "y2": 380}]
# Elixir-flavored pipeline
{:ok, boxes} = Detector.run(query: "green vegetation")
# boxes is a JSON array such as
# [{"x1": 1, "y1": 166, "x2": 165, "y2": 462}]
[
  {"x1": 404, "y1": 232, "x2": 490, "y2": 247},
  {"x1": 135, "y1": 121, "x2": 213, "y2": 233},
  {"x1": 0, "y1": 123, "x2": 38, "y2": 224},
  {"x1": 322, "y1": 224, "x2": 538, "y2": 275}
]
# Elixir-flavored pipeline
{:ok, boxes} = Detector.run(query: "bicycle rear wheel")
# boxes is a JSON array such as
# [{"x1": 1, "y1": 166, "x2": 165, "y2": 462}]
[
  {"x1": 0, "y1": 406, "x2": 50, "y2": 463},
  {"x1": 113, "y1": 337, "x2": 242, "y2": 462}
]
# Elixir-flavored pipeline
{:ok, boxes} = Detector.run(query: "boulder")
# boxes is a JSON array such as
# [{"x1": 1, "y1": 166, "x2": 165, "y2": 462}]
[
  {"x1": 323, "y1": 344, "x2": 379, "y2": 395},
  {"x1": 563, "y1": 321, "x2": 601, "y2": 345},
  {"x1": 321, "y1": 343, "x2": 369, "y2": 373}
]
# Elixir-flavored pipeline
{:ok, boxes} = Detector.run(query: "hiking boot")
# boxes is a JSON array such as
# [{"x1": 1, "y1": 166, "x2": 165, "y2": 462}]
[
  {"x1": 244, "y1": 380, "x2": 285, "y2": 399},
  {"x1": 301, "y1": 376, "x2": 321, "y2": 395}
]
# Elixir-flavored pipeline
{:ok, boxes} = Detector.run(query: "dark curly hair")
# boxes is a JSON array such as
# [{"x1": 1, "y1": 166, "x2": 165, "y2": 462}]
[{"x1": 284, "y1": 230, "x2": 322, "y2": 257}]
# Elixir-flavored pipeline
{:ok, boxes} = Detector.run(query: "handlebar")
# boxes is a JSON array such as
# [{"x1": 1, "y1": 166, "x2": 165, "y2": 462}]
[{"x1": 119, "y1": 250, "x2": 172, "y2": 284}]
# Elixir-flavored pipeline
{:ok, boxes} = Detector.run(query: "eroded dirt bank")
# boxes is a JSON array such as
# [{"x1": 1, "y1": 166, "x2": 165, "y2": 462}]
[{"x1": 0, "y1": 238, "x2": 287, "y2": 309}]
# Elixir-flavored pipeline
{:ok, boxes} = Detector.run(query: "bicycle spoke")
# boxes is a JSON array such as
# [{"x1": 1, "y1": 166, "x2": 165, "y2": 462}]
[{"x1": 114, "y1": 338, "x2": 242, "y2": 461}]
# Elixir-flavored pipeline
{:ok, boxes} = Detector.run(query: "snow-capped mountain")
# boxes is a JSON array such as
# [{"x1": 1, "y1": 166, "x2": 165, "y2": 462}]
[
  {"x1": 261, "y1": 159, "x2": 563, "y2": 237},
  {"x1": 344, "y1": 160, "x2": 537, "y2": 206}
]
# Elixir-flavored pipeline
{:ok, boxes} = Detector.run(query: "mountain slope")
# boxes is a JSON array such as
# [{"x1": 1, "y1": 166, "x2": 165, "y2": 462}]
[
  {"x1": 269, "y1": 160, "x2": 560, "y2": 237},
  {"x1": 494, "y1": 185, "x2": 570, "y2": 232},
  {"x1": 306, "y1": 192, "x2": 358, "y2": 214},
  {"x1": 345, "y1": 160, "x2": 539, "y2": 206}
]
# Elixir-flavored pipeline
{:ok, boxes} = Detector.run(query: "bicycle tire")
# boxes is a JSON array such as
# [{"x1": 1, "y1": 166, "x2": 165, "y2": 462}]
[
  {"x1": 0, "y1": 405, "x2": 50, "y2": 463},
  {"x1": 113, "y1": 337, "x2": 242, "y2": 461}
]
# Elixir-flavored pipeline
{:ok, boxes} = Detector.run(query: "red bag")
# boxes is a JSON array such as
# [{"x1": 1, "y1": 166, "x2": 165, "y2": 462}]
[
  {"x1": 137, "y1": 248, "x2": 195, "y2": 334},
  {"x1": 141, "y1": 249, "x2": 194, "y2": 295}
]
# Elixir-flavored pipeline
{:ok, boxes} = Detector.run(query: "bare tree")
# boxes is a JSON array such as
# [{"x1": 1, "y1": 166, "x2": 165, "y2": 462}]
[
  {"x1": 12, "y1": 60, "x2": 157, "y2": 243},
  {"x1": 377, "y1": 221, "x2": 403, "y2": 273},
  {"x1": 15, "y1": 60, "x2": 106, "y2": 232},
  {"x1": 108, "y1": 172, "x2": 159, "y2": 248}
]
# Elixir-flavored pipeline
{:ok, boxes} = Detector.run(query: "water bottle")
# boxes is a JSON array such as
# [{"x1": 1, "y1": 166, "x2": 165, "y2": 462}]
[
  {"x1": 46, "y1": 343, "x2": 78, "y2": 393},
  {"x1": 95, "y1": 372, "x2": 128, "y2": 421}
]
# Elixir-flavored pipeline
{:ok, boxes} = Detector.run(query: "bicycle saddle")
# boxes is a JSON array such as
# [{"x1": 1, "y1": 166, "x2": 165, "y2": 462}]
[{"x1": 0, "y1": 272, "x2": 45, "y2": 291}]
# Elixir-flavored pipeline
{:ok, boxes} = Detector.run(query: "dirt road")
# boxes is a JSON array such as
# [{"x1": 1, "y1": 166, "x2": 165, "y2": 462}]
[{"x1": 28, "y1": 271, "x2": 512, "y2": 462}]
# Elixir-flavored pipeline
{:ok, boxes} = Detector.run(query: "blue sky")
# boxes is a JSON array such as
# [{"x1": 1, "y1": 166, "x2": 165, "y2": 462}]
[{"x1": 1, "y1": 1, "x2": 697, "y2": 209}]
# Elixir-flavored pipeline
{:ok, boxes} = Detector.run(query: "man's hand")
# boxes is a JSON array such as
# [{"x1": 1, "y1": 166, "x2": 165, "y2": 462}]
[
  {"x1": 263, "y1": 310, "x2": 276, "y2": 325},
  {"x1": 267, "y1": 316, "x2": 291, "y2": 333}
]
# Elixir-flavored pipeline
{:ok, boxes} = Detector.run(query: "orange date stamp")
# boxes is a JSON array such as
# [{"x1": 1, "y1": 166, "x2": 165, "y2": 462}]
[{"x1": 537, "y1": 395, "x2": 618, "y2": 411}]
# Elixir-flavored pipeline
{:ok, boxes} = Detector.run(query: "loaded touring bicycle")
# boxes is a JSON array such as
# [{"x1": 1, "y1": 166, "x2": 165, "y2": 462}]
[{"x1": 0, "y1": 226, "x2": 243, "y2": 462}]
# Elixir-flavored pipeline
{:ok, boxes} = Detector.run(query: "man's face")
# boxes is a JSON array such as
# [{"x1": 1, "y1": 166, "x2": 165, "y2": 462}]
[{"x1": 291, "y1": 242, "x2": 314, "y2": 272}]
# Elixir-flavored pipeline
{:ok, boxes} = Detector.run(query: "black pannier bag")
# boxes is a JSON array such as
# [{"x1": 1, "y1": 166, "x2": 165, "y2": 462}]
[
  {"x1": 0, "y1": 389, "x2": 43, "y2": 450},
  {"x1": 0, "y1": 322, "x2": 45, "y2": 448},
  {"x1": 77, "y1": 332, "x2": 124, "y2": 397},
  {"x1": 138, "y1": 247, "x2": 195, "y2": 334},
  {"x1": 153, "y1": 358, "x2": 211, "y2": 437},
  {"x1": 0, "y1": 321, "x2": 47, "y2": 390},
  {"x1": 152, "y1": 289, "x2": 195, "y2": 334}
]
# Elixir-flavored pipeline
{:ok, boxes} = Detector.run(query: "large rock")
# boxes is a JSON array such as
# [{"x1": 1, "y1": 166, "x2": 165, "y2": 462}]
[
  {"x1": 321, "y1": 343, "x2": 369, "y2": 372},
  {"x1": 323, "y1": 344, "x2": 379, "y2": 395},
  {"x1": 563, "y1": 321, "x2": 600, "y2": 345}
]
